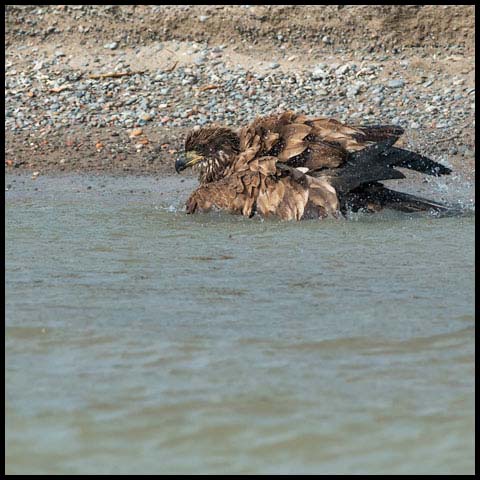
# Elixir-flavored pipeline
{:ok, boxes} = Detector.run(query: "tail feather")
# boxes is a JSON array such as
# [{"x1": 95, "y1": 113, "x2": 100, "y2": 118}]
[
  {"x1": 376, "y1": 187, "x2": 450, "y2": 212},
  {"x1": 342, "y1": 182, "x2": 451, "y2": 214},
  {"x1": 383, "y1": 147, "x2": 452, "y2": 176}
]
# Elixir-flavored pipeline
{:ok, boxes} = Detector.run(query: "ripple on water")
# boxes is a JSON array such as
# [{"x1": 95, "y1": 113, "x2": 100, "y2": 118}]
[{"x1": 5, "y1": 174, "x2": 475, "y2": 474}]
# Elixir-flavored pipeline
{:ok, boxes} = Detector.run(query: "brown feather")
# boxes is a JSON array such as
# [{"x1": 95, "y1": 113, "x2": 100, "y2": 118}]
[
  {"x1": 277, "y1": 140, "x2": 308, "y2": 162},
  {"x1": 303, "y1": 141, "x2": 346, "y2": 170}
]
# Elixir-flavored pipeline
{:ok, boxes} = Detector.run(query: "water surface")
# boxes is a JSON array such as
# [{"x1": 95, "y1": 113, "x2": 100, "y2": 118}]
[{"x1": 5, "y1": 174, "x2": 475, "y2": 474}]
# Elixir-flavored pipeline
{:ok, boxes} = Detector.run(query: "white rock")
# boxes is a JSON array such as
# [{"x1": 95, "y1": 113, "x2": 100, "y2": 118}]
[
  {"x1": 312, "y1": 67, "x2": 328, "y2": 80},
  {"x1": 103, "y1": 42, "x2": 118, "y2": 50},
  {"x1": 335, "y1": 64, "x2": 350, "y2": 76}
]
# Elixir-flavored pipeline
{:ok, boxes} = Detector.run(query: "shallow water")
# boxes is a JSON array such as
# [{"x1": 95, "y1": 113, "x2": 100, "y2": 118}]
[{"x1": 5, "y1": 174, "x2": 475, "y2": 474}]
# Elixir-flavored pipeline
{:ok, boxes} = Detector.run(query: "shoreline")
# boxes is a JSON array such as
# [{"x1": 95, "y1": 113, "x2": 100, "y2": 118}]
[{"x1": 5, "y1": 5, "x2": 475, "y2": 180}]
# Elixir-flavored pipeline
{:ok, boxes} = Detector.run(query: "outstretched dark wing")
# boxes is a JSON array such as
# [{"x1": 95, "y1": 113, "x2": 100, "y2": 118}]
[
  {"x1": 318, "y1": 138, "x2": 451, "y2": 193},
  {"x1": 241, "y1": 112, "x2": 451, "y2": 179}
]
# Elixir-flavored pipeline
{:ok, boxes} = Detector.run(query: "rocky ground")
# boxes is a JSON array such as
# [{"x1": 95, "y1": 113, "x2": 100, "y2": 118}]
[{"x1": 4, "y1": 5, "x2": 475, "y2": 185}]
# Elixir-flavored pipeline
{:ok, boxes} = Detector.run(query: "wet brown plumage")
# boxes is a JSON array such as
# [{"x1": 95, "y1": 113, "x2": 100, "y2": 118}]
[{"x1": 175, "y1": 111, "x2": 452, "y2": 220}]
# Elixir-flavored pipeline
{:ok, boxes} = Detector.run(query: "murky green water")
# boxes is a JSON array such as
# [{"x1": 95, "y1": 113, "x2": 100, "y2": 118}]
[{"x1": 5, "y1": 174, "x2": 475, "y2": 474}]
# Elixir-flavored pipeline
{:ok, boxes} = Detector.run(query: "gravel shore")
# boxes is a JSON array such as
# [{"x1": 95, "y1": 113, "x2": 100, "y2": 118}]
[{"x1": 5, "y1": 5, "x2": 475, "y2": 182}]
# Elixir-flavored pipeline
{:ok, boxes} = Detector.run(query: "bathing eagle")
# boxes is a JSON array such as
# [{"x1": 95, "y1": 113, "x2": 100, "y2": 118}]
[{"x1": 175, "y1": 112, "x2": 451, "y2": 220}]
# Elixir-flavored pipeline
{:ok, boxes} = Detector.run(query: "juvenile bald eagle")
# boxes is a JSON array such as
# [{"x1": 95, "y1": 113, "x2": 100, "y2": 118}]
[{"x1": 175, "y1": 112, "x2": 451, "y2": 220}]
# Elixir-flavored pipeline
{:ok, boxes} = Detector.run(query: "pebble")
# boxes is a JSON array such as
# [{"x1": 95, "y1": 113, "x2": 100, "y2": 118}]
[
  {"x1": 346, "y1": 85, "x2": 361, "y2": 97},
  {"x1": 139, "y1": 113, "x2": 153, "y2": 121},
  {"x1": 335, "y1": 64, "x2": 350, "y2": 76},
  {"x1": 448, "y1": 146, "x2": 458, "y2": 155},
  {"x1": 311, "y1": 67, "x2": 328, "y2": 80},
  {"x1": 103, "y1": 42, "x2": 118, "y2": 50},
  {"x1": 387, "y1": 79, "x2": 405, "y2": 88},
  {"x1": 129, "y1": 128, "x2": 143, "y2": 137}
]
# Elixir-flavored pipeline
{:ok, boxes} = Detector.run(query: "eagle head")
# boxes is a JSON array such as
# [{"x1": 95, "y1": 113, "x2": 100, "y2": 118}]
[{"x1": 175, "y1": 127, "x2": 240, "y2": 183}]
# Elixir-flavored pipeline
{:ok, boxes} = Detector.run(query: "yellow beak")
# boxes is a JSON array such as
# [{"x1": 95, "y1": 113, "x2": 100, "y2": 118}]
[{"x1": 175, "y1": 151, "x2": 204, "y2": 173}]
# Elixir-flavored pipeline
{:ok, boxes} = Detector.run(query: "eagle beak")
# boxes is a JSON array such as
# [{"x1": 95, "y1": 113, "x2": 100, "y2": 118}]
[{"x1": 175, "y1": 151, "x2": 204, "y2": 173}]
